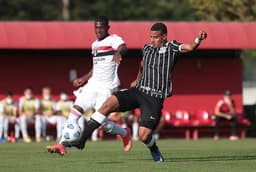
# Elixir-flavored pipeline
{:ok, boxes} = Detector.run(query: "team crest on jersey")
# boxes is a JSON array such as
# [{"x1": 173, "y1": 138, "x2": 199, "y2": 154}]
[{"x1": 159, "y1": 47, "x2": 166, "y2": 54}]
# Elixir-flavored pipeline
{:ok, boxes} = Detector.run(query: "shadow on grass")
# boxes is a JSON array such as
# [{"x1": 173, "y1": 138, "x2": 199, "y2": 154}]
[
  {"x1": 129, "y1": 154, "x2": 256, "y2": 163},
  {"x1": 164, "y1": 155, "x2": 256, "y2": 162},
  {"x1": 95, "y1": 161, "x2": 124, "y2": 164}
]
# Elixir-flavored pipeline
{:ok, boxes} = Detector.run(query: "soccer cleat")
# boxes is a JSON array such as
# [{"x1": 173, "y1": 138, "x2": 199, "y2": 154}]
[
  {"x1": 0, "y1": 138, "x2": 6, "y2": 143},
  {"x1": 61, "y1": 132, "x2": 88, "y2": 150},
  {"x1": 36, "y1": 136, "x2": 42, "y2": 143},
  {"x1": 46, "y1": 143, "x2": 67, "y2": 156},
  {"x1": 213, "y1": 135, "x2": 219, "y2": 141},
  {"x1": 8, "y1": 136, "x2": 16, "y2": 143},
  {"x1": 122, "y1": 128, "x2": 132, "y2": 152},
  {"x1": 61, "y1": 140, "x2": 85, "y2": 150},
  {"x1": 23, "y1": 136, "x2": 31, "y2": 143},
  {"x1": 150, "y1": 146, "x2": 164, "y2": 163},
  {"x1": 229, "y1": 135, "x2": 239, "y2": 141}
]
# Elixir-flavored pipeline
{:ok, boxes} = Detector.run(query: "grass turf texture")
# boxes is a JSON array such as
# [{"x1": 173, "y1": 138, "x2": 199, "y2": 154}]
[{"x1": 0, "y1": 139, "x2": 256, "y2": 172}]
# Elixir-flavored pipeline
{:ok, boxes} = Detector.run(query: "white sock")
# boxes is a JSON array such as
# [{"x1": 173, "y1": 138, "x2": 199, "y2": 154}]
[
  {"x1": 91, "y1": 129, "x2": 98, "y2": 141},
  {"x1": 59, "y1": 137, "x2": 65, "y2": 144},
  {"x1": 67, "y1": 108, "x2": 82, "y2": 123},
  {"x1": 102, "y1": 121, "x2": 126, "y2": 137},
  {"x1": 132, "y1": 122, "x2": 139, "y2": 139},
  {"x1": 91, "y1": 111, "x2": 107, "y2": 124}
]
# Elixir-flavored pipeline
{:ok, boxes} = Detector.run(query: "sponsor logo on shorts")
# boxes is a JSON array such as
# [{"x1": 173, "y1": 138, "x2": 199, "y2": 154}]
[{"x1": 150, "y1": 116, "x2": 156, "y2": 120}]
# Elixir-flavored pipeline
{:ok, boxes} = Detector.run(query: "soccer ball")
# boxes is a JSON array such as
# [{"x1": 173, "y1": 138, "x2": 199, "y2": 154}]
[{"x1": 62, "y1": 123, "x2": 81, "y2": 142}]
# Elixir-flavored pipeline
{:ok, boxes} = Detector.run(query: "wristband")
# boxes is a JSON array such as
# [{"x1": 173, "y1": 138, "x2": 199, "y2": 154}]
[{"x1": 194, "y1": 37, "x2": 201, "y2": 44}]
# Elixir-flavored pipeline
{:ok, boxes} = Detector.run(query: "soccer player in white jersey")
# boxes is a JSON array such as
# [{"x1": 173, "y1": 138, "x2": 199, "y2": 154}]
[{"x1": 46, "y1": 16, "x2": 131, "y2": 155}]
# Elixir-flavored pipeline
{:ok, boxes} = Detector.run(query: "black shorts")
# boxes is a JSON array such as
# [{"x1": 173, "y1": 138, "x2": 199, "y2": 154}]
[{"x1": 114, "y1": 87, "x2": 164, "y2": 130}]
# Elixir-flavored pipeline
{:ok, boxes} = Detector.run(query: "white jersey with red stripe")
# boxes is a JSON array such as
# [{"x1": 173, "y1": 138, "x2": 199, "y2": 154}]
[
  {"x1": 88, "y1": 34, "x2": 124, "y2": 89},
  {"x1": 73, "y1": 34, "x2": 124, "y2": 111}
]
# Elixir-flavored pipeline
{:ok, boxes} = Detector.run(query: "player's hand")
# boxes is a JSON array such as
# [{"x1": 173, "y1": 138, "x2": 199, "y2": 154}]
[
  {"x1": 112, "y1": 52, "x2": 122, "y2": 64},
  {"x1": 225, "y1": 114, "x2": 232, "y2": 120},
  {"x1": 198, "y1": 31, "x2": 207, "y2": 41},
  {"x1": 73, "y1": 78, "x2": 85, "y2": 87},
  {"x1": 130, "y1": 80, "x2": 137, "y2": 87}
]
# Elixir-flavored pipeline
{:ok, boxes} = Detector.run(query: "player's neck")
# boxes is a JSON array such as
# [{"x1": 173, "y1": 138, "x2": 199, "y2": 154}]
[{"x1": 98, "y1": 34, "x2": 110, "y2": 41}]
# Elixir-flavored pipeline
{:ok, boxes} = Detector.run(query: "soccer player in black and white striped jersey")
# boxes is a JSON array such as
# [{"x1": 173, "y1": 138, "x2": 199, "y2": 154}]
[{"x1": 76, "y1": 22, "x2": 207, "y2": 162}]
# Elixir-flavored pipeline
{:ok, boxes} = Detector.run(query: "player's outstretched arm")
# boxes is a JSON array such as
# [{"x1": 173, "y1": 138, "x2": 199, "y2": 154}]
[
  {"x1": 180, "y1": 31, "x2": 207, "y2": 53},
  {"x1": 112, "y1": 44, "x2": 128, "y2": 64}
]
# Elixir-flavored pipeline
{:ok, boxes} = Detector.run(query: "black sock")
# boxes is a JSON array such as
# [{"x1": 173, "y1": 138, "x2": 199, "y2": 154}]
[
  {"x1": 143, "y1": 135, "x2": 158, "y2": 151},
  {"x1": 80, "y1": 119, "x2": 101, "y2": 143}
]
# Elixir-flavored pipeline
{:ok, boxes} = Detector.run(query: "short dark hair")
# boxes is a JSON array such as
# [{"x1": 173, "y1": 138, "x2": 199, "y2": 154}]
[
  {"x1": 95, "y1": 16, "x2": 109, "y2": 25},
  {"x1": 60, "y1": 91, "x2": 66, "y2": 95},
  {"x1": 6, "y1": 91, "x2": 13, "y2": 96},
  {"x1": 25, "y1": 86, "x2": 33, "y2": 91},
  {"x1": 225, "y1": 90, "x2": 232, "y2": 96},
  {"x1": 151, "y1": 22, "x2": 167, "y2": 35}
]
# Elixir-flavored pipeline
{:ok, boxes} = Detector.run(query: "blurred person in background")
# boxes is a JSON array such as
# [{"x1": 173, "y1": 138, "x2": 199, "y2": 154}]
[
  {"x1": 18, "y1": 87, "x2": 41, "y2": 143},
  {"x1": 40, "y1": 87, "x2": 65, "y2": 141},
  {"x1": 0, "y1": 92, "x2": 19, "y2": 142},
  {"x1": 213, "y1": 90, "x2": 238, "y2": 141}
]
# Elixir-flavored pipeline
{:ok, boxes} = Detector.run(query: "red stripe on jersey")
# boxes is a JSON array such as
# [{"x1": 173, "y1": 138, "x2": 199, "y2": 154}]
[{"x1": 97, "y1": 46, "x2": 114, "y2": 51}]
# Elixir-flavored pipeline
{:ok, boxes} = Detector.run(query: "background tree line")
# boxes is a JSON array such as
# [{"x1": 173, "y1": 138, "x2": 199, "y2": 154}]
[{"x1": 0, "y1": 0, "x2": 255, "y2": 81}]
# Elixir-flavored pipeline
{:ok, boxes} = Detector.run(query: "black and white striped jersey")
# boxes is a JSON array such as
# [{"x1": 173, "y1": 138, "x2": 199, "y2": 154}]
[{"x1": 136, "y1": 40, "x2": 182, "y2": 98}]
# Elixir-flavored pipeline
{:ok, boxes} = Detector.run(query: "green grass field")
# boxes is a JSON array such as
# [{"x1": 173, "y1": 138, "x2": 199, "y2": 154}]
[{"x1": 1, "y1": 139, "x2": 256, "y2": 172}]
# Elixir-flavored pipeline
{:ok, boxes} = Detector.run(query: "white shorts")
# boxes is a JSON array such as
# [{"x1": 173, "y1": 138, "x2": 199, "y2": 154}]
[{"x1": 74, "y1": 82, "x2": 112, "y2": 112}]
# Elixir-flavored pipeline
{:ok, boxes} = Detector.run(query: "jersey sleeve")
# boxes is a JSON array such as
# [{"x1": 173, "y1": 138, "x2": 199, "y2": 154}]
[
  {"x1": 170, "y1": 40, "x2": 183, "y2": 52},
  {"x1": 110, "y1": 34, "x2": 125, "y2": 50},
  {"x1": 142, "y1": 44, "x2": 151, "y2": 60}
]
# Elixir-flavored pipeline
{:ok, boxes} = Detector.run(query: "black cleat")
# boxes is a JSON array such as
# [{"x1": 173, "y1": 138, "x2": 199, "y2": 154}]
[{"x1": 150, "y1": 146, "x2": 164, "y2": 163}]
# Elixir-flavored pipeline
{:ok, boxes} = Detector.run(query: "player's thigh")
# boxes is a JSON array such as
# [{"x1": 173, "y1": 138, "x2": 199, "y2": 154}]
[
  {"x1": 114, "y1": 87, "x2": 139, "y2": 112},
  {"x1": 139, "y1": 93, "x2": 164, "y2": 130},
  {"x1": 95, "y1": 88, "x2": 112, "y2": 111},
  {"x1": 74, "y1": 87, "x2": 96, "y2": 112}
]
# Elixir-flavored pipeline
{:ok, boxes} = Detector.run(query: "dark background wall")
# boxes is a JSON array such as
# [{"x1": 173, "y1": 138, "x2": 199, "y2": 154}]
[{"x1": 0, "y1": 49, "x2": 242, "y2": 115}]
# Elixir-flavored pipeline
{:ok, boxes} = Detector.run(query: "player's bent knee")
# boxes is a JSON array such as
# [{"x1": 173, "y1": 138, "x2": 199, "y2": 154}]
[
  {"x1": 138, "y1": 131, "x2": 150, "y2": 142},
  {"x1": 139, "y1": 134, "x2": 149, "y2": 142},
  {"x1": 138, "y1": 127, "x2": 152, "y2": 142}
]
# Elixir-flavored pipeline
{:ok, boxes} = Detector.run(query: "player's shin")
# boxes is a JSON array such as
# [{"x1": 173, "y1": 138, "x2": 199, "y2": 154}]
[
  {"x1": 143, "y1": 134, "x2": 157, "y2": 151},
  {"x1": 102, "y1": 120, "x2": 132, "y2": 152},
  {"x1": 102, "y1": 121, "x2": 126, "y2": 137},
  {"x1": 79, "y1": 118, "x2": 102, "y2": 144},
  {"x1": 78, "y1": 112, "x2": 107, "y2": 144}
]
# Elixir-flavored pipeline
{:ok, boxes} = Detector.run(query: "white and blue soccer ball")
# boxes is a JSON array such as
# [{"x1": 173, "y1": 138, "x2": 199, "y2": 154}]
[{"x1": 62, "y1": 123, "x2": 81, "y2": 142}]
